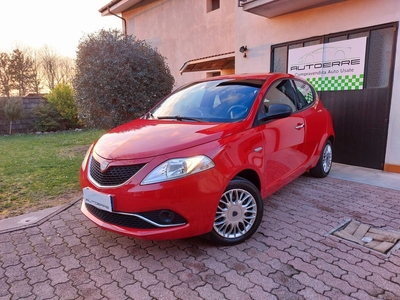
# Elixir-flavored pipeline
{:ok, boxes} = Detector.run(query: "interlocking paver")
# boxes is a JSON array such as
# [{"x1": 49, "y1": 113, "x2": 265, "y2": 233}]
[
  {"x1": 292, "y1": 272, "x2": 331, "y2": 294},
  {"x1": 68, "y1": 266, "x2": 91, "y2": 287},
  {"x1": 249, "y1": 287, "x2": 278, "y2": 300},
  {"x1": 357, "y1": 259, "x2": 394, "y2": 280},
  {"x1": 245, "y1": 257, "x2": 275, "y2": 276},
  {"x1": 222, "y1": 269, "x2": 255, "y2": 292},
  {"x1": 286, "y1": 246, "x2": 314, "y2": 263},
  {"x1": 196, "y1": 283, "x2": 229, "y2": 300},
  {"x1": 288, "y1": 257, "x2": 323, "y2": 278},
  {"x1": 342, "y1": 271, "x2": 383, "y2": 297},
  {"x1": 60, "y1": 253, "x2": 81, "y2": 271},
  {"x1": 319, "y1": 271, "x2": 357, "y2": 295},
  {"x1": 1, "y1": 175, "x2": 400, "y2": 299},
  {"x1": 119, "y1": 255, "x2": 143, "y2": 273},
  {"x1": 333, "y1": 258, "x2": 372, "y2": 279},
  {"x1": 88, "y1": 266, "x2": 113, "y2": 288},
  {"x1": 221, "y1": 256, "x2": 252, "y2": 275},
  {"x1": 271, "y1": 285, "x2": 305, "y2": 300},
  {"x1": 31, "y1": 279, "x2": 55, "y2": 299},
  {"x1": 324, "y1": 288, "x2": 355, "y2": 300},
  {"x1": 99, "y1": 255, "x2": 123, "y2": 273},
  {"x1": 39, "y1": 254, "x2": 61, "y2": 272},
  {"x1": 124, "y1": 282, "x2": 151, "y2": 299},
  {"x1": 47, "y1": 265, "x2": 69, "y2": 285},
  {"x1": 140, "y1": 255, "x2": 165, "y2": 273},
  {"x1": 311, "y1": 257, "x2": 346, "y2": 277},
  {"x1": 350, "y1": 290, "x2": 382, "y2": 300},
  {"x1": 245, "y1": 269, "x2": 279, "y2": 293},
  {"x1": 201, "y1": 256, "x2": 231, "y2": 275},
  {"x1": 100, "y1": 281, "x2": 128, "y2": 299},
  {"x1": 4, "y1": 264, "x2": 26, "y2": 283},
  {"x1": 270, "y1": 270, "x2": 305, "y2": 293},
  {"x1": 154, "y1": 268, "x2": 182, "y2": 289},
  {"x1": 76, "y1": 281, "x2": 103, "y2": 300},
  {"x1": 367, "y1": 273, "x2": 400, "y2": 295},
  {"x1": 176, "y1": 269, "x2": 205, "y2": 290},
  {"x1": 298, "y1": 287, "x2": 330, "y2": 300},
  {"x1": 133, "y1": 268, "x2": 159, "y2": 288},
  {"x1": 0, "y1": 242, "x2": 14, "y2": 255},
  {"x1": 148, "y1": 281, "x2": 176, "y2": 300},
  {"x1": 51, "y1": 243, "x2": 72, "y2": 259},
  {"x1": 265, "y1": 245, "x2": 295, "y2": 264},
  {"x1": 220, "y1": 284, "x2": 253, "y2": 300},
  {"x1": 8, "y1": 278, "x2": 32, "y2": 299},
  {"x1": 26, "y1": 265, "x2": 47, "y2": 285},
  {"x1": 110, "y1": 266, "x2": 135, "y2": 286},
  {"x1": 53, "y1": 281, "x2": 79, "y2": 299},
  {"x1": 170, "y1": 282, "x2": 201, "y2": 300},
  {"x1": 0, "y1": 278, "x2": 9, "y2": 298}
]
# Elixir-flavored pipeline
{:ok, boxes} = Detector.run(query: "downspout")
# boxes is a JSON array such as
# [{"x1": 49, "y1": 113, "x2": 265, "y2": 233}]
[{"x1": 107, "y1": 7, "x2": 127, "y2": 37}]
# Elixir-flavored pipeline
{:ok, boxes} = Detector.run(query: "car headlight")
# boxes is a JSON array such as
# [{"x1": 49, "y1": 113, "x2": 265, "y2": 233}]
[
  {"x1": 141, "y1": 155, "x2": 215, "y2": 185},
  {"x1": 81, "y1": 143, "x2": 94, "y2": 170}
]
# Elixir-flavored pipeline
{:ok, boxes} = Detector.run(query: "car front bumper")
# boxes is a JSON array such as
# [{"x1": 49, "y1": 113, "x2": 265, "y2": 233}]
[{"x1": 80, "y1": 167, "x2": 227, "y2": 240}]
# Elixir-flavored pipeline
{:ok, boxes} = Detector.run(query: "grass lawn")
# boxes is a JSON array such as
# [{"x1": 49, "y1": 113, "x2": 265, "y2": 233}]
[{"x1": 0, "y1": 129, "x2": 105, "y2": 219}]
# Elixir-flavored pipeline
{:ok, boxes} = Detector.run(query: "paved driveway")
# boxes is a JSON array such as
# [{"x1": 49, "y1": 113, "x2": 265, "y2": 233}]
[{"x1": 1, "y1": 174, "x2": 400, "y2": 299}]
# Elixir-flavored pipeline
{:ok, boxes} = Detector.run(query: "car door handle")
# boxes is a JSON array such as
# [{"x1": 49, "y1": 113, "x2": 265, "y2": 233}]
[{"x1": 295, "y1": 123, "x2": 305, "y2": 130}]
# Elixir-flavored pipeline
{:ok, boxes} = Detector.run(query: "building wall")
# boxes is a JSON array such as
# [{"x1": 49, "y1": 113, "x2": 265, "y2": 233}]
[
  {"x1": 123, "y1": 0, "x2": 236, "y2": 87},
  {"x1": 234, "y1": 0, "x2": 400, "y2": 170},
  {"x1": 0, "y1": 95, "x2": 46, "y2": 135},
  {"x1": 121, "y1": 0, "x2": 400, "y2": 171}
]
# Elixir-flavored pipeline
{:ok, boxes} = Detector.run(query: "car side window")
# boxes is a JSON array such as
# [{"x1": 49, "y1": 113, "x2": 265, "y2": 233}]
[
  {"x1": 293, "y1": 80, "x2": 315, "y2": 110},
  {"x1": 258, "y1": 79, "x2": 297, "y2": 118}
]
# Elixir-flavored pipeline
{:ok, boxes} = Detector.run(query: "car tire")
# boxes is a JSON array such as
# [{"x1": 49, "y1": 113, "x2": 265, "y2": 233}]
[
  {"x1": 209, "y1": 177, "x2": 263, "y2": 246},
  {"x1": 309, "y1": 140, "x2": 333, "y2": 178}
]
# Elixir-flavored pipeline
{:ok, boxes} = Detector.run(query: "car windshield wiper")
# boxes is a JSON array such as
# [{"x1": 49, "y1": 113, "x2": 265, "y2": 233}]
[{"x1": 157, "y1": 115, "x2": 203, "y2": 122}]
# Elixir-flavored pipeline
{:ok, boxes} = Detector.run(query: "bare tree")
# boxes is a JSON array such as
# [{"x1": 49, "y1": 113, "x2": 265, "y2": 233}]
[
  {"x1": 58, "y1": 56, "x2": 75, "y2": 85},
  {"x1": 38, "y1": 45, "x2": 75, "y2": 91},
  {"x1": 39, "y1": 45, "x2": 58, "y2": 90},
  {"x1": 0, "y1": 45, "x2": 75, "y2": 96},
  {"x1": 29, "y1": 49, "x2": 45, "y2": 94}
]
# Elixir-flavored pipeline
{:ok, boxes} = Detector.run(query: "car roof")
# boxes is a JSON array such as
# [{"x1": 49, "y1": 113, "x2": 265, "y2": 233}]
[{"x1": 196, "y1": 72, "x2": 297, "y2": 82}]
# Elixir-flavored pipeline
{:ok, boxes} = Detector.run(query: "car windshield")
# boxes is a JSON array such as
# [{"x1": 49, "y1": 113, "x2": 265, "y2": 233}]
[{"x1": 150, "y1": 79, "x2": 264, "y2": 123}]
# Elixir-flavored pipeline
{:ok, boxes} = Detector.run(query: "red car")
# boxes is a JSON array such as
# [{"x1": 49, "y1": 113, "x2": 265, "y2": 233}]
[{"x1": 80, "y1": 73, "x2": 334, "y2": 245}]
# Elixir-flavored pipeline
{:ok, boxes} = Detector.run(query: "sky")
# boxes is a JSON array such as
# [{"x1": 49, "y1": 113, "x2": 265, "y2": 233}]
[{"x1": 0, "y1": 0, "x2": 122, "y2": 58}]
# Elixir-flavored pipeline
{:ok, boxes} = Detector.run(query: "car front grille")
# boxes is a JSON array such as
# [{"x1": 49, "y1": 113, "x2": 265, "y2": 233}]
[
  {"x1": 89, "y1": 157, "x2": 145, "y2": 187},
  {"x1": 85, "y1": 203, "x2": 187, "y2": 229}
]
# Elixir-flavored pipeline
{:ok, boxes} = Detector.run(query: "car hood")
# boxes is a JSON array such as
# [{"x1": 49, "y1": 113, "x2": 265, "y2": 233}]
[{"x1": 94, "y1": 119, "x2": 245, "y2": 160}]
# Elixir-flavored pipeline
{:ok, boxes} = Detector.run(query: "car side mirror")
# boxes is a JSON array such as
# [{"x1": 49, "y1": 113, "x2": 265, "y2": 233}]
[{"x1": 261, "y1": 104, "x2": 292, "y2": 122}]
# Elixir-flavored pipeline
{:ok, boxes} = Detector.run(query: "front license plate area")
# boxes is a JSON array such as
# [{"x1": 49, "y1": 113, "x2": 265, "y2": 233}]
[{"x1": 83, "y1": 187, "x2": 113, "y2": 212}]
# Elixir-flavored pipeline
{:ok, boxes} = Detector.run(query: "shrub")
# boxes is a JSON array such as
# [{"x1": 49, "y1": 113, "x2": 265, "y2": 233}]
[
  {"x1": 45, "y1": 82, "x2": 80, "y2": 129},
  {"x1": 73, "y1": 29, "x2": 175, "y2": 129},
  {"x1": 32, "y1": 103, "x2": 62, "y2": 132}
]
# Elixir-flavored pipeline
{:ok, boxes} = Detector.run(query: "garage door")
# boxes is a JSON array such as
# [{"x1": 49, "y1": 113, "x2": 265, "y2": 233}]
[{"x1": 271, "y1": 23, "x2": 398, "y2": 170}]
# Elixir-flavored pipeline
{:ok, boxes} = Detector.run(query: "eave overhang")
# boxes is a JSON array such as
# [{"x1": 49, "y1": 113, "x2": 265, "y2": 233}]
[
  {"x1": 239, "y1": 0, "x2": 348, "y2": 18},
  {"x1": 99, "y1": 0, "x2": 144, "y2": 15},
  {"x1": 179, "y1": 52, "x2": 235, "y2": 74}
]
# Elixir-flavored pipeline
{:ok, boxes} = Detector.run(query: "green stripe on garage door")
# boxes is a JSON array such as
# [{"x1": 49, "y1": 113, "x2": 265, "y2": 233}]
[{"x1": 307, "y1": 74, "x2": 364, "y2": 91}]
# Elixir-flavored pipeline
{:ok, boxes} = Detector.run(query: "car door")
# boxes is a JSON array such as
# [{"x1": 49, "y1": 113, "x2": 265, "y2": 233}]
[
  {"x1": 257, "y1": 79, "x2": 308, "y2": 194},
  {"x1": 292, "y1": 79, "x2": 324, "y2": 161}
]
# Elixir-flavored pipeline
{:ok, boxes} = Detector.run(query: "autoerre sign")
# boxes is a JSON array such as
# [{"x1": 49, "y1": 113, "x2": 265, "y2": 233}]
[{"x1": 288, "y1": 37, "x2": 367, "y2": 91}]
